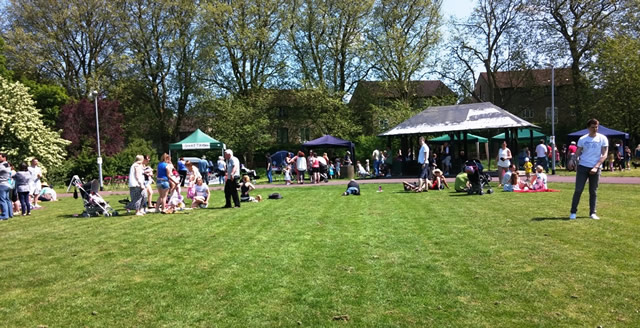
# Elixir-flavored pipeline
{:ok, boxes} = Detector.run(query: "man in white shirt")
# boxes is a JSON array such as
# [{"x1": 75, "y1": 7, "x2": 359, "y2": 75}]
[
  {"x1": 224, "y1": 149, "x2": 241, "y2": 208},
  {"x1": 535, "y1": 139, "x2": 548, "y2": 173},
  {"x1": 417, "y1": 137, "x2": 430, "y2": 192},
  {"x1": 570, "y1": 119, "x2": 608, "y2": 220}
]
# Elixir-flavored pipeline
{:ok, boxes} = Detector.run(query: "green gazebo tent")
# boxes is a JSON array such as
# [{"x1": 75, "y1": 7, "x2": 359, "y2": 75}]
[
  {"x1": 430, "y1": 133, "x2": 488, "y2": 143},
  {"x1": 429, "y1": 133, "x2": 489, "y2": 160},
  {"x1": 491, "y1": 128, "x2": 545, "y2": 141},
  {"x1": 169, "y1": 129, "x2": 225, "y2": 157}
]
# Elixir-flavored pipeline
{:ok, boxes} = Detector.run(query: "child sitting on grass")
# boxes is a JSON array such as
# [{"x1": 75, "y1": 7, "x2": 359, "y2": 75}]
[{"x1": 531, "y1": 165, "x2": 548, "y2": 190}]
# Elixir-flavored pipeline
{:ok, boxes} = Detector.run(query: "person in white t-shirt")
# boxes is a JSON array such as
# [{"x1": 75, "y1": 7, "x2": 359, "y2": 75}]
[
  {"x1": 570, "y1": 119, "x2": 608, "y2": 220},
  {"x1": 28, "y1": 158, "x2": 43, "y2": 209},
  {"x1": 417, "y1": 136, "x2": 430, "y2": 192},
  {"x1": 535, "y1": 139, "x2": 548, "y2": 173}
]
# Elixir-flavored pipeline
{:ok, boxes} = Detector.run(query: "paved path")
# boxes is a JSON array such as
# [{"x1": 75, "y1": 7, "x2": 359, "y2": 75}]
[{"x1": 58, "y1": 175, "x2": 639, "y2": 198}]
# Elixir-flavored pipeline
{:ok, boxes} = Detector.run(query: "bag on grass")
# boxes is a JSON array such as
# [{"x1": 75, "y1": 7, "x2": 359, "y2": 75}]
[{"x1": 268, "y1": 193, "x2": 282, "y2": 199}]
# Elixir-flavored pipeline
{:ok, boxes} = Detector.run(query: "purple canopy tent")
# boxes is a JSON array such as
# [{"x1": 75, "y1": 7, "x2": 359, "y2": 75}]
[
  {"x1": 302, "y1": 135, "x2": 355, "y2": 163},
  {"x1": 567, "y1": 125, "x2": 629, "y2": 153}
]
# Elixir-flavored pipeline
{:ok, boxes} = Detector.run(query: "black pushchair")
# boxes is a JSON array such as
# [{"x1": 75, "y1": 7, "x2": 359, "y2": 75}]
[
  {"x1": 464, "y1": 159, "x2": 493, "y2": 195},
  {"x1": 67, "y1": 175, "x2": 118, "y2": 217}
]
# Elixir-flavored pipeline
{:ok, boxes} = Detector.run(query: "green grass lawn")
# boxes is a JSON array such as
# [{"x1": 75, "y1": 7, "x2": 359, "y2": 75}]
[{"x1": 2, "y1": 182, "x2": 639, "y2": 327}]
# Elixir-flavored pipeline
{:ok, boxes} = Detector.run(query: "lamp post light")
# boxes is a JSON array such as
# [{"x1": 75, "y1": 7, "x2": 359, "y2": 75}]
[
  {"x1": 92, "y1": 90, "x2": 104, "y2": 190},
  {"x1": 550, "y1": 66, "x2": 556, "y2": 175}
]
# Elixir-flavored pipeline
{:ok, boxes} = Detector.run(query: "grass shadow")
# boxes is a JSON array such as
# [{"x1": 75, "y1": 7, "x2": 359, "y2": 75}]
[{"x1": 531, "y1": 216, "x2": 571, "y2": 221}]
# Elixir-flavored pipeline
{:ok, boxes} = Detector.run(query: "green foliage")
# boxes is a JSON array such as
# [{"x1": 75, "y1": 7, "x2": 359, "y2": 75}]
[
  {"x1": 48, "y1": 138, "x2": 159, "y2": 186},
  {"x1": 367, "y1": 0, "x2": 442, "y2": 85},
  {"x1": 0, "y1": 37, "x2": 12, "y2": 80},
  {"x1": 201, "y1": 0, "x2": 288, "y2": 95},
  {"x1": 593, "y1": 35, "x2": 640, "y2": 142},
  {"x1": 287, "y1": 0, "x2": 373, "y2": 93},
  {"x1": 193, "y1": 94, "x2": 272, "y2": 165},
  {"x1": 353, "y1": 135, "x2": 388, "y2": 162},
  {"x1": 292, "y1": 88, "x2": 361, "y2": 139},
  {"x1": 20, "y1": 79, "x2": 69, "y2": 129},
  {"x1": 104, "y1": 138, "x2": 158, "y2": 178},
  {"x1": 3, "y1": 0, "x2": 121, "y2": 98},
  {"x1": 0, "y1": 76, "x2": 71, "y2": 169}
]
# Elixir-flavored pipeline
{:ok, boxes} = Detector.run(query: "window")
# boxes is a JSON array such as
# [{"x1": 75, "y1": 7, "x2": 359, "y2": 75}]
[
  {"x1": 277, "y1": 107, "x2": 288, "y2": 118},
  {"x1": 521, "y1": 107, "x2": 534, "y2": 119},
  {"x1": 379, "y1": 119, "x2": 389, "y2": 131},
  {"x1": 545, "y1": 107, "x2": 558, "y2": 124},
  {"x1": 299, "y1": 127, "x2": 310, "y2": 142},
  {"x1": 277, "y1": 128, "x2": 288, "y2": 144}
]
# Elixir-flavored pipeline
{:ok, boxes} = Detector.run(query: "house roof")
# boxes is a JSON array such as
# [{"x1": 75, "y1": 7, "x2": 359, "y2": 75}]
[
  {"x1": 379, "y1": 102, "x2": 539, "y2": 136},
  {"x1": 350, "y1": 80, "x2": 454, "y2": 103},
  {"x1": 477, "y1": 68, "x2": 573, "y2": 89}
]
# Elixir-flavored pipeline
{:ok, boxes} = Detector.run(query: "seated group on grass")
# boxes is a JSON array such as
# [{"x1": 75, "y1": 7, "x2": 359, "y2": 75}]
[
  {"x1": 402, "y1": 168, "x2": 450, "y2": 192},
  {"x1": 501, "y1": 164, "x2": 548, "y2": 192}
]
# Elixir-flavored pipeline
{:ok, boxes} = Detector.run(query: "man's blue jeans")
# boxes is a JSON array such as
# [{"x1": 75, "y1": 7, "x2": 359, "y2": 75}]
[
  {"x1": 0, "y1": 184, "x2": 13, "y2": 219},
  {"x1": 570, "y1": 165, "x2": 600, "y2": 215}
]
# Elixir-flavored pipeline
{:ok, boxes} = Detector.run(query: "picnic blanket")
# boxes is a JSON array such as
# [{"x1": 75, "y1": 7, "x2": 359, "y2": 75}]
[{"x1": 514, "y1": 189, "x2": 560, "y2": 193}]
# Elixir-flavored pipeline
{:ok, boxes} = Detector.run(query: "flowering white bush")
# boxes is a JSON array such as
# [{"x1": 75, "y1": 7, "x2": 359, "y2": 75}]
[{"x1": 0, "y1": 76, "x2": 71, "y2": 168}]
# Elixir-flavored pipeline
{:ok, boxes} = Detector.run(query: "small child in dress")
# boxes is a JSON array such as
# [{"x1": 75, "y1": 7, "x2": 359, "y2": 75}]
[
  {"x1": 328, "y1": 162, "x2": 335, "y2": 179},
  {"x1": 608, "y1": 151, "x2": 615, "y2": 172},
  {"x1": 523, "y1": 157, "x2": 533, "y2": 181},
  {"x1": 283, "y1": 165, "x2": 292, "y2": 185}
]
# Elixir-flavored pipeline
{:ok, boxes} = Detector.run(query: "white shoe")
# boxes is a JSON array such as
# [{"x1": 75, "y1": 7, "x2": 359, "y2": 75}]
[
  {"x1": 590, "y1": 213, "x2": 600, "y2": 220},
  {"x1": 569, "y1": 213, "x2": 576, "y2": 220}
]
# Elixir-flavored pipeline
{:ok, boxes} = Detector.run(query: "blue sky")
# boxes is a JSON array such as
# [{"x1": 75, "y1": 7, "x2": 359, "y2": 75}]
[{"x1": 441, "y1": 0, "x2": 475, "y2": 20}]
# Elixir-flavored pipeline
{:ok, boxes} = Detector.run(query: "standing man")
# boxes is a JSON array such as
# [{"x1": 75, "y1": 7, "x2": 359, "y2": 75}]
[
  {"x1": 570, "y1": 118, "x2": 608, "y2": 220},
  {"x1": 199, "y1": 155, "x2": 210, "y2": 185},
  {"x1": 224, "y1": 149, "x2": 241, "y2": 208},
  {"x1": 417, "y1": 136, "x2": 430, "y2": 192},
  {"x1": 535, "y1": 139, "x2": 548, "y2": 173},
  {"x1": 177, "y1": 157, "x2": 188, "y2": 187},
  {"x1": 28, "y1": 158, "x2": 43, "y2": 209},
  {"x1": 0, "y1": 153, "x2": 14, "y2": 220}
]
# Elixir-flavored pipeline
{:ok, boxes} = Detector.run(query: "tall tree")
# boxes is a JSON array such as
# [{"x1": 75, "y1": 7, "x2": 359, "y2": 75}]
[
  {"x1": 287, "y1": 0, "x2": 373, "y2": 94},
  {"x1": 116, "y1": 0, "x2": 205, "y2": 150},
  {"x1": 524, "y1": 0, "x2": 619, "y2": 125},
  {"x1": 0, "y1": 76, "x2": 70, "y2": 168},
  {"x1": 367, "y1": 0, "x2": 443, "y2": 99},
  {"x1": 201, "y1": 0, "x2": 288, "y2": 95},
  {"x1": 3, "y1": 0, "x2": 122, "y2": 98},
  {"x1": 441, "y1": 0, "x2": 525, "y2": 103}
]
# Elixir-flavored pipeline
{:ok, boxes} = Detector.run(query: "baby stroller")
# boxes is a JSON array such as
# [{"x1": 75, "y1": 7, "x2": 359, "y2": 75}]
[
  {"x1": 464, "y1": 159, "x2": 493, "y2": 195},
  {"x1": 67, "y1": 175, "x2": 118, "y2": 217},
  {"x1": 240, "y1": 164, "x2": 260, "y2": 183}
]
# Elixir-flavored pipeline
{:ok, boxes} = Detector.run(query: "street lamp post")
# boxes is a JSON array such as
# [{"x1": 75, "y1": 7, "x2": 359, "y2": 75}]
[
  {"x1": 92, "y1": 90, "x2": 104, "y2": 190},
  {"x1": 551, "y1": 67, "x2": 556, "y2": 175}
]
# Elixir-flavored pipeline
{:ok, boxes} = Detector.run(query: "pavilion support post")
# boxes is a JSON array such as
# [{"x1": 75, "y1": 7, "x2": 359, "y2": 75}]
[
  {"x1": 463, "y1": 132, "x2": 468, "y2": 161},
  {"x1": 529, "y1": 129, "x2": 534, "y2": 153}
]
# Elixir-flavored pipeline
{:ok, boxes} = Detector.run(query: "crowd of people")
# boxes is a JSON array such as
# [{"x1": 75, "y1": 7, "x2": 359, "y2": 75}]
[
  {"x1": 123, "y1": 149, "x2": 263, "y2": 216},
  {"x1": 2, "y1": 117, "x2": 637, "y2": 221},
  {"x1": 0, "y1": 156, "x2": 59, "y2": 220}
]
